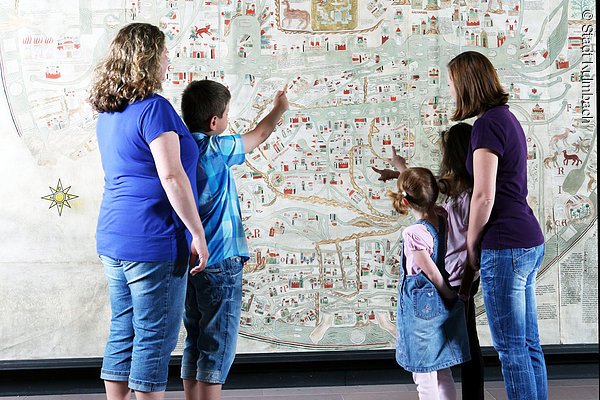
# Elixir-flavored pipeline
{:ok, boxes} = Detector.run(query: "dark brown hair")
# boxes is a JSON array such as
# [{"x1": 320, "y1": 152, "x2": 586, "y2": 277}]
[
  {"x1": 389, "y1": 167, "x2": 439, "y2": 216},
  {"x1": 447, "y1": 51, "x2": 509, "y2": 121},
  {"x1": 89, "y1": 23, "x2": 165, "y2": 113},
  {"x1": 181, "y1": 80, "x2": 231, "y2": 133},
  {"x1": 438, "y1": 122, "x2": 473, "y2": 198}
]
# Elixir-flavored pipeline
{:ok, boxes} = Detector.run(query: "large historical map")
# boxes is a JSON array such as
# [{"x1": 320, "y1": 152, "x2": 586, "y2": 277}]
[{"x1": 0, "y1": 0, "x2": 596, "y2": 359}]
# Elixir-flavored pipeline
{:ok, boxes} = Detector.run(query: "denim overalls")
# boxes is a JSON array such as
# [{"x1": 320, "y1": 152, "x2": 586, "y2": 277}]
[{"x1": 395, "y1": 217, "x2": 471, "y2": 373}]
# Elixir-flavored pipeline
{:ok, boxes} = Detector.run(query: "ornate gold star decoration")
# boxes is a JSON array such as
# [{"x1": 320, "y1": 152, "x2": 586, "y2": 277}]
[{"x1": 41, "y1": 179, "x2": 79, "y2": 216}]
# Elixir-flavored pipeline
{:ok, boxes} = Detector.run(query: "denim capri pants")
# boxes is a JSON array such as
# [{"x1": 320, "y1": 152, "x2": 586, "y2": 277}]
[{"x1": 99, "y1": 254, "x2": 188, "y2": 392}]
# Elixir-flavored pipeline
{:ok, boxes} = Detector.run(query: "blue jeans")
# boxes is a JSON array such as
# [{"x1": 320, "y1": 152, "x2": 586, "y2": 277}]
[
  {"x1": 99, "y1": 255, "x2": 188, "y2": 392},
  {"x1": 480, "y1": 244, "x2": 547, "y2": 400},
  {"x1": 181, "y1": 256, "x2": 244, "y2": 384}
]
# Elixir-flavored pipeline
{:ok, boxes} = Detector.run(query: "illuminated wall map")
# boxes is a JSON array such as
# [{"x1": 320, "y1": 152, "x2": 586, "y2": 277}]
[{"x1": 0, "y1": 0, "x2": 596, "y2": 359}]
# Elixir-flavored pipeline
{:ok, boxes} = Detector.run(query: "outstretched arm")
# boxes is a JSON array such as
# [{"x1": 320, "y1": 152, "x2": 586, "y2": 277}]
[
  {"x1": 389, "y1": 146, "x2": 408, "y2": 172},
  {"x1": 242, "y1": 86, "x2": 289, "y2": 153},
  {"x1": 371, "y1": 146, "x2": 408, "y2": 181},
  {"x1": 371, "y1": 166, "x2": 400, "y2": 181}
]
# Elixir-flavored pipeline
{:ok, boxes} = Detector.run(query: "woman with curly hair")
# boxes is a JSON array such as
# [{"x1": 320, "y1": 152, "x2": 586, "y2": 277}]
[{"x1": 89, "y1": 23, "x2": 208, "y2": 400}]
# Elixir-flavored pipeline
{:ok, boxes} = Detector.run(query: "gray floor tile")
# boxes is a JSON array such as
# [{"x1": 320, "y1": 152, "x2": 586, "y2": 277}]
[
  {"x1": 261, "y1": 384, "x2": 413, "y2": 395},
  {"x1": 484, "y1": 381, "x2": 599, "y2": 400},
  {"x1": 547, "y1": 385, "x2": 599, "y2": 400},
  {"x1": 547, "y1": 378, "x2": 600, "y2": 387},
  {"x1": 22, "y1": 396, "x2": 108, "y2": 400},
  {"x1": 1, "y1": 378, "x2": 597, "y2": 399},
  {"x1": 335, "y1": 384, "x2": 414, "y2": 393},
  {"x1": 484, "y1": 380, "x2": 507, "y2": 388},
  {"x1": 262, "y1": 386, "x2": 342, "y2": 395},
  {"x1": 222, "y1": 388, "x2": 267, "y2": 397},
  {"x1": 342, "y1": 391, "x2": 419, "y2": 400},
  {"x1": 248, "y1": 395, "x2": 343, "y2": 400},
  {"x1": 485, "y1": 388, "x2": 508, "y2": 400},
  {"x1": 483, "y1": 390, "x2": 497, "y2": 400}
]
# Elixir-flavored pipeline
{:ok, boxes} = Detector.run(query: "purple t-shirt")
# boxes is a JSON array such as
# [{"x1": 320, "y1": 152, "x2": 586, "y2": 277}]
[
  {"x1": 96, "y1": 94, "x2": 199, "y2": 261},
  {"x1": 466, "y1": 105, "x2": 544, "y2": 249}
]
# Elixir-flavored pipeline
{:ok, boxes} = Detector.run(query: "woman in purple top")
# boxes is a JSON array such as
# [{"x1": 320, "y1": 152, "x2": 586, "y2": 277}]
[
  {"x1": 89, "y1": 23, "x2": 208, "y2": 399},
  {"x1": 447, "y1": 51, "x2": 547, "y2": 400}
]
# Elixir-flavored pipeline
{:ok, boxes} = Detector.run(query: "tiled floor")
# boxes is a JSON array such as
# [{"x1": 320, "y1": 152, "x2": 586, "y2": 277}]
[{"x1": 3, "y1": 379, "x2": 598, "y2": 400}]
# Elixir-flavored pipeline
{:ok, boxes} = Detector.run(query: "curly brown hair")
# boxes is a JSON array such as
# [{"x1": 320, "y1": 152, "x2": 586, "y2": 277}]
[
  {"x1": 447, "y1": 51, "x2": 509, "y2": 121},
  {"x1": 89, "y1": 23, "x2": 165, "y2": 113}
]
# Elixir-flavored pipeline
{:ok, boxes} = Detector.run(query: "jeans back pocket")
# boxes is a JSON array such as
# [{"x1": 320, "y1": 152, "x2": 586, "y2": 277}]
[
  {"x1": 197, "y1": 266, "x2": 225, "y2": 304},
  {"x1": 511, "y1": 245, "x2": 543, "y2": 278}
]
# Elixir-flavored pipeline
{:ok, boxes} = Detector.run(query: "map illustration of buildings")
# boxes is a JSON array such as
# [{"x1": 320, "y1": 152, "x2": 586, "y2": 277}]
[{"x1": 0, "y1": 0, "x2": 596, "y2": 358}]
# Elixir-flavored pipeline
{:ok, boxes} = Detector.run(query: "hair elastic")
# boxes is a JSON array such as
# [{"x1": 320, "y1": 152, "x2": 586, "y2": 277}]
[{"x1": 401, "y1": 190, "x2": 415, "y2": 204}]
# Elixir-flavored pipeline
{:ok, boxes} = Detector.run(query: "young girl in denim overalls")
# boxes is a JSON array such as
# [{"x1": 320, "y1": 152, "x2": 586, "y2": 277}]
[{"x1": 389, "y1": 167, "x2": 470, "y2": 400}]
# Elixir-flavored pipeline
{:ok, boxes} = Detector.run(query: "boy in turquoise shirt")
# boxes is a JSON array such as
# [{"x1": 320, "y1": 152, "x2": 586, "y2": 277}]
[{"x1": 180, "y1": 79, "x2": 288, "y2": 400}]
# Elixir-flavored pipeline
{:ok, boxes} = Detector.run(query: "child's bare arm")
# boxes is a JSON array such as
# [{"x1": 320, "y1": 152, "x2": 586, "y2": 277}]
[
  {"x1": 412, "y1": 249, "x2": 456, "y2": 301},
  {"x1": 371, "y1": 146, "x2": 408, "y2": 181},
  {"x1": 390, "y1": 146, "x2": 408, "y2": 172},
  {"x1": 242, "y1": 86, "x2": 289, "y2": 154},
  {"x1": 371, "y1": 166, "x2": 401, "y2": 181}
]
